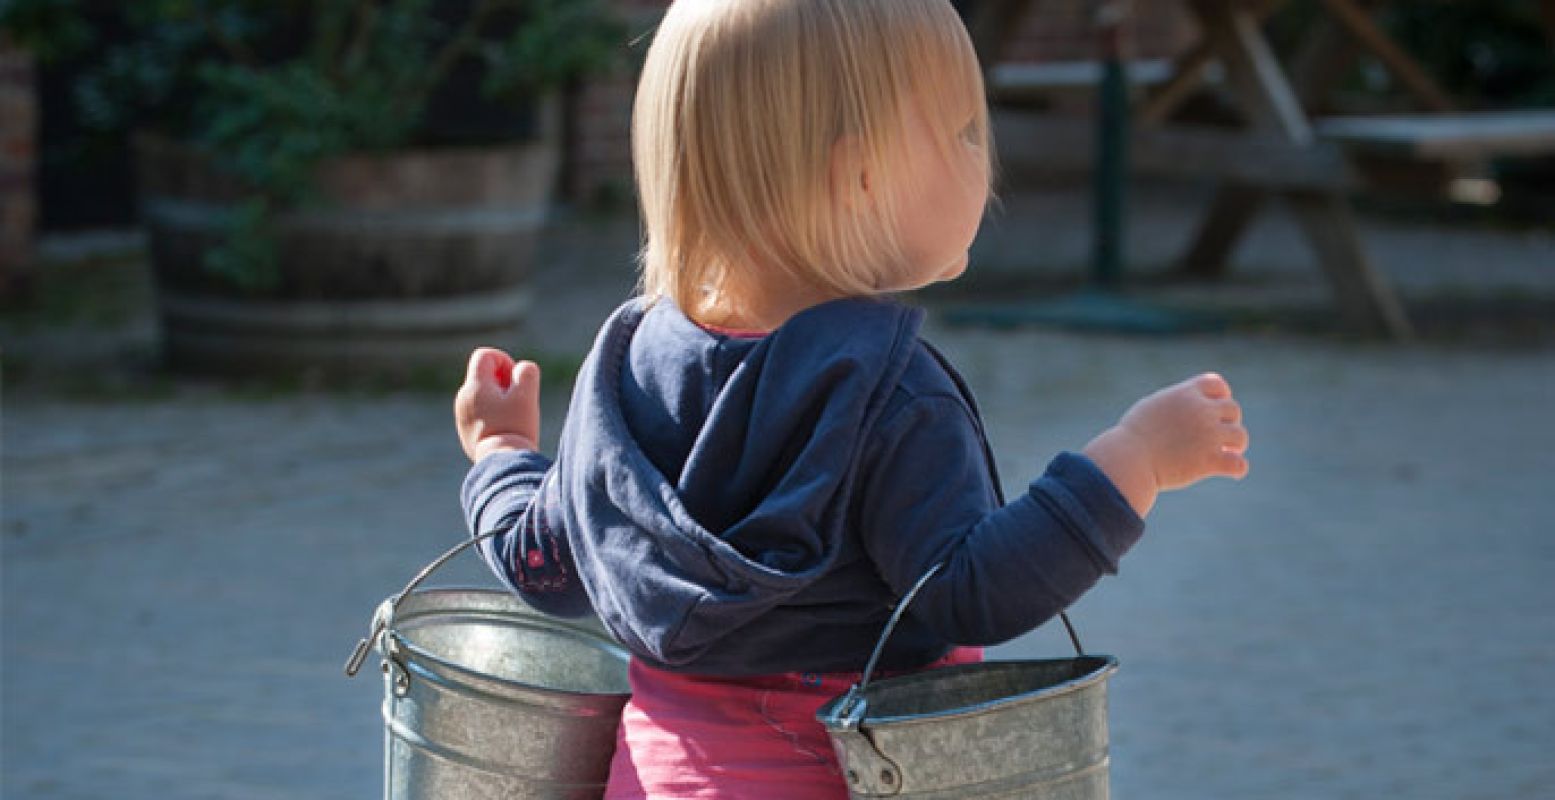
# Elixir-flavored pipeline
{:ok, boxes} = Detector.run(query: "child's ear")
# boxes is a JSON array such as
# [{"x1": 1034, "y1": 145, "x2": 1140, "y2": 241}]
[{"x1": 829, "y1": 135, "x2": 873, "y2": 210}]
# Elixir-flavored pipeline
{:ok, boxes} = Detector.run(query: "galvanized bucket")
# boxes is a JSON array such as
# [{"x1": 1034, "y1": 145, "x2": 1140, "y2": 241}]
[
  {"x1": 346, "y1": 532, "x2": 632, "y2": 799},
  {"x1": 817, "y1": 563, "x2": 1119, "y2": 798}
]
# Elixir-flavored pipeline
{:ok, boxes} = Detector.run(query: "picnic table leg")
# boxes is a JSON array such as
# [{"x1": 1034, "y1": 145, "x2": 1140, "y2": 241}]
[
  {"x1": 1287, "y1": 14, "x2": 1357, "y2": 113},
  {"x1": 1179, "y1": 185, "x2": 1266, "y2": 278},
  {"x1": 1318, "y1": 0, "x2": 1456, "y2": 113},
  {"x1": 1286, "y1": 191, "x2": 1412, "y2": 338},
  {"x1": 1179, "y1": 0, "x2": 1412, "y2": 338},
  {"x1": 1180, "y1": 6, "x2": 1350, "y2": 279},
  {"x1": 1175, "y1": 0, "x2": 1311, "y2": 281},
  {"x1": 1155, "y1": 1, "x2": 1284, "y2": 279}
]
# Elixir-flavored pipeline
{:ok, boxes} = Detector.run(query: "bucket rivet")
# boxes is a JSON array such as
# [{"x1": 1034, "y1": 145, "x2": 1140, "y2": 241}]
[{"x1": 881, "y1": 769, "x2": 895, "y2": 785}]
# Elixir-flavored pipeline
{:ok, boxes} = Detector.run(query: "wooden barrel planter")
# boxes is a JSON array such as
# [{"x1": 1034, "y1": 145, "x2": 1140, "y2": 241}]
[{"x1": 135, "y1": 127, "x2": 558, "y2": 380}]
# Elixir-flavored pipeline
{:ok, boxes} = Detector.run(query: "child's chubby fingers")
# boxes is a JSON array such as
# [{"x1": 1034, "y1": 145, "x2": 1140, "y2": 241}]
[
  {"x1": 454, "y1": 350, "x2": 542, "y2": 462},
  {"x1": 1217, "y1": 398, "x2": 1243, "y2": 424},
  {"x1": 1209, "y1": 420, "x2": 1250, "y2": 479},
  {"x1": 1221, "y1": 421, "x2": 1250, "y2": 454},
  {"x1": 508, "y1": 359, "x2": 541, "y2": 399},
  {"x1": 1194, "y1": 371, "x2": 1233, "y2": 400},
  {"x1": 1212, "y1": 447, "x2": 1251, "y2": 480},
  {"x1": 465, "y1": 347, "x2": 516, "y2": 391}
]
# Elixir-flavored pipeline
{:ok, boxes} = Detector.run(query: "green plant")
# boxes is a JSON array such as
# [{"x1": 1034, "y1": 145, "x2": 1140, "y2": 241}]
[{"x1": 3, "y1": 0, "x2": 627, "y2": 291}]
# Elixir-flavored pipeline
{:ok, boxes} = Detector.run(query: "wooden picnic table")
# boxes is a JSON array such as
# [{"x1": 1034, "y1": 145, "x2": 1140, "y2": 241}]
[{"x1": 976, "y1": 0, "x2": 1555, "y2": 339}]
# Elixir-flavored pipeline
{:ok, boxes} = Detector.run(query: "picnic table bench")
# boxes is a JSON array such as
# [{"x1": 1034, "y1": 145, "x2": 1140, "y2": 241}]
[
  {"x1": 1315, "y1": 111, "x2": 1555, "y2": 161},
  {"x1": 977, "y1": 0, "x2": 1555, "y2": 339}
]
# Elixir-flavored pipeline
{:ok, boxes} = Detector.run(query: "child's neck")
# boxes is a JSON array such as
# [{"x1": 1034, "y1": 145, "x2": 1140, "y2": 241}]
[{"x1": 691, "y1": 280, "x2": 843, "y2": 333}]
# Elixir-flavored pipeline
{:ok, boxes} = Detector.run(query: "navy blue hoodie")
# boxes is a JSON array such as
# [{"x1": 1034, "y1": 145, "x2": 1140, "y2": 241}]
[{"x1": 462, "y1": 296, "x2": 1144, "y2": 676}]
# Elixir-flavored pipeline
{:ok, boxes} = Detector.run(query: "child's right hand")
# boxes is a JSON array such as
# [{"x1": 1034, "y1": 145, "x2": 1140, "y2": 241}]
[
  {"x1": 1084, "y1": 373, "x2": 1249, "y2": 517},
  {"x1": 454, "y1": 347, "x2": 542, "y2": 463}
]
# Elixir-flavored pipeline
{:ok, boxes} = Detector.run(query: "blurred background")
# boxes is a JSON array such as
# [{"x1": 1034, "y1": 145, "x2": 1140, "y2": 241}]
[{"x1": 2, "y1": 1, "x2": 1553, "y2": 798}]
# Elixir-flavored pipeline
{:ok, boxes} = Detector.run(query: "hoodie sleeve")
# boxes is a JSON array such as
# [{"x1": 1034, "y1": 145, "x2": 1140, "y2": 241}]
[
  {"x1": 461, "y1": 450, "x2": 592, "y2": 618},
  {"x1": 857, "y1": 395, "x2": 1145, "y2": 646}
]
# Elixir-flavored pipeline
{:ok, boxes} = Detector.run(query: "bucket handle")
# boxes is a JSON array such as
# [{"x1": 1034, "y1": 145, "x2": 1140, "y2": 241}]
[
  {"x1": 830, "y1": 561, "x2": 1086, "y2": 726},
  {"x1": 343, "y1": 529, "x2": 503, "y2": 678}
]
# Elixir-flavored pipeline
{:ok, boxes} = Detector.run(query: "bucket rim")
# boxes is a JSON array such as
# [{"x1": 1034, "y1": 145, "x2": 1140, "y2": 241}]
[
  {"x1": 385, "y1": 586, "x2": 633, "y2": 700},
  {"x1": 818, "y1": 655, "x2": 1118, "y2": 730}
]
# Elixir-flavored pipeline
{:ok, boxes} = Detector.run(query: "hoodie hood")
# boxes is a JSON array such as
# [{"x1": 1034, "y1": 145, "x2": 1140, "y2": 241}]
[{"x1": 551, "y1": 296, "x2": 923, "y2": 668}]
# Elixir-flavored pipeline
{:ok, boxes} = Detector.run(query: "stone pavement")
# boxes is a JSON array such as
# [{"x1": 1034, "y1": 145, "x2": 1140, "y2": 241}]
[{"x1": 4, "y1": 183, "x2": 1554, "y2": 798}]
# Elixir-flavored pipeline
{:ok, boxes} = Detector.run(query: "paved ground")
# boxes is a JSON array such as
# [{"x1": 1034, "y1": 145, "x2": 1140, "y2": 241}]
[{"x1": 4, "y1": 182, "x2": 1554, "y2": 798}]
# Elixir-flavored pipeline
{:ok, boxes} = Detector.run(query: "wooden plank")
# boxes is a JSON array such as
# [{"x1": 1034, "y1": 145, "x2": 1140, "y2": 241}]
[
  {"x1": 990, "y1": 59, "x2": 1176, "y2": 93},
  {"x1": 1174, "y1": 0, "x2": 1306, "y2": 286},
  {"x1": 1137, "y1": 0, "x2": 1286, "y2": 126},
  {"x1": 1142, "y1": 2, "x2": 1277, "y2": 282},
  {"x1": 1316, "y1": 111, "x2": 1555, "y2": 159},
  {"x1": 1180, "y1": 186, "x2": 1268, "y2": 278},
  {"x1": 1189, "y1": 0, "x2": 1314, "y2": 141},
  {"x1": 994, "y1": 112, "x2": 1357, "y2": 189},
  {"x1": 1286, "y1": 190, "x2": 1413, "y2": 339},
  {"x1": 1288, "y1": 14, "x2": 1357, "y2": 112},
  {"x1": 1317, "y1": 0, "x2": 1456, "y2": 113},
  {"x1": 1182, "y1": 0, "x2": 1412, "y2": 339},
  {"x1": 1138, "y1": 42, "x2": 1219, "y2": 126}
]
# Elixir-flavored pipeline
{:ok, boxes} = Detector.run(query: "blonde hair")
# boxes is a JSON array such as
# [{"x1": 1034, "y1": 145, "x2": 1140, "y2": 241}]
[{"x1": 632, "y1": 0, "x2": 994, "y2": 313}]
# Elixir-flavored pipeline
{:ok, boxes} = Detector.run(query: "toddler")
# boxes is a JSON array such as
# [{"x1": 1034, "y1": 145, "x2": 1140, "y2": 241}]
[{"x1": 454, "y1": 1, "x2": 1249, "y2": 797}]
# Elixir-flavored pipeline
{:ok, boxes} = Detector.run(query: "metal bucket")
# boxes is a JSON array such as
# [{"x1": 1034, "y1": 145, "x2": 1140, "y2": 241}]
[
  {"x1": 346, "y1": 533, "x2": 631, "y2": 799},
  {"x1": 817, "y1": 564, "x2": 1119, "y2": 798}
]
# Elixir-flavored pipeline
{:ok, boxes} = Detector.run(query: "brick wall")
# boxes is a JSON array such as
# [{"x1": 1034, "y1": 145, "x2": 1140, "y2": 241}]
[
  {"x1": 567, "y1": 0, "x2": 664, "y2": 204},
  {"x1": 0, "y1": 34, "x2": 37, "y2": 296},
  {"x1": 569, "y1": 0, "x2": 1194, "y2": 204}
]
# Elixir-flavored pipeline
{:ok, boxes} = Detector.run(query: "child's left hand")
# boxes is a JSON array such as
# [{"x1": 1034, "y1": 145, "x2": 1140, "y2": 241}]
[{"x1": 454, "y1": 347, "x2": 542, "y2": 462}]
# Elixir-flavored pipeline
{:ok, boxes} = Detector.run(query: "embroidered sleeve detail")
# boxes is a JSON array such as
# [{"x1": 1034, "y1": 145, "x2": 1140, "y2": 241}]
[{"x1": 514, "y1": 502, "x2": 571, "y2": 593}]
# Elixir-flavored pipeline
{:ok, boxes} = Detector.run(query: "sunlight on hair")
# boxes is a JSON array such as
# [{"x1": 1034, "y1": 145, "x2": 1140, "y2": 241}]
[{"x1": 632, "y1": 0, "x2": 993, "y2": 317}]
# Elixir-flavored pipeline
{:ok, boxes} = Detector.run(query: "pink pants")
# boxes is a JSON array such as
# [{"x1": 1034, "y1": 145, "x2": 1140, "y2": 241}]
[{"x1": 604, "y1": 648, "x2": 983, "y2": 799}]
